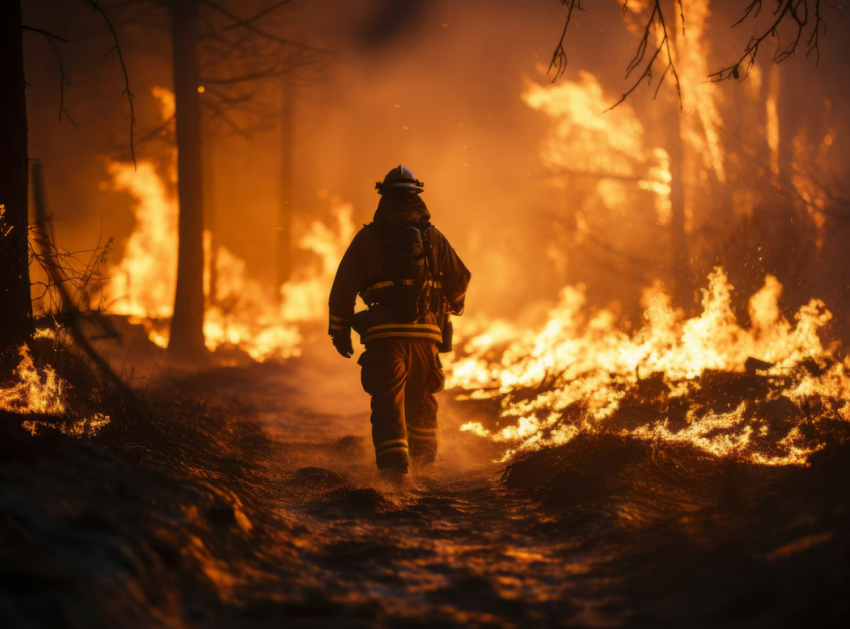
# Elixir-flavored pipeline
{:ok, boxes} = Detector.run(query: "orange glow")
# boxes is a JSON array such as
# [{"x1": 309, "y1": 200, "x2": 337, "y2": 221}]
[
  {"x1": 0, "y1": 345, "x2": 110, "y2": 437},
  {"x1": 106, "y1": 159, "x2": 178, "y2": 322},
  {"x1": 675, "y1": 0, "x2": 725, "y2": 185},
  {"x1": 279, "y1": 204, "x2": 357, "y2": 322},
  {"x1": 445, "y1": 269, "x2": 842, "y2": 466},
  {"x1": 766, "y1": 66, "x2": 780, "y2": 180},
  {"x1": 103, "y1": 88, "x2": 352, "y2": 360},
  {"x1": 523, "y1": 72, "x2": 672, "y2": 223},
  {"x1": 0, "y1": 345, "x2": 67, "y2": 415}
]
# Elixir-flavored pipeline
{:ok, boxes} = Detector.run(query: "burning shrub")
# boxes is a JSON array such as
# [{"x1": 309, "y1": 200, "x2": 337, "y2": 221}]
[{"x1": 446, "y1": 269, "x2": 850, "y2": 467}]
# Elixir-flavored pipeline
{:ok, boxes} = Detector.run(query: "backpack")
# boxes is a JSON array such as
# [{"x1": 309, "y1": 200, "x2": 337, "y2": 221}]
[{"x1": 362, "y1": 220, "x2": 437, "y2": 323}]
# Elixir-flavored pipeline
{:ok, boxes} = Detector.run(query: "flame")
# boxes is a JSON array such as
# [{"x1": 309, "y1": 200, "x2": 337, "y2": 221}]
[
  {"x1": 674, "y1": 0, "x2": 725, "y2": 185},
  {"x1": 202, "y1": 239, "x2": 304, "y2": 362},
  {"x1": 103, "y1": 87, "x2": 352, "y2": 361},
  {"x1": 280, "y1": 204, "x2": 357, "y2": 322},
  {"x1": 104, "y1": 155, "x2": 352, "y2": 359},
  {"x1": 468, "y1": 28, "x2": 850, "y2": 467},
  {"x1": 522, "y1": 72, "x2": 672, "y2": 223},
  {"x1": 106, "y1": 160, "x2": 178, "y2": 321},
  {"x1": 0, "y1": 345, "x2": 67, "y2": 415},
  {"x1": 0, "y1": 345, "x2": 110, "y2": 437},
  {"x1": 445, "y1": 269, "x2": 845, "y2": 466},
  {"x1": 766, "y1": 66, "x2": 781, "y2": 181}
]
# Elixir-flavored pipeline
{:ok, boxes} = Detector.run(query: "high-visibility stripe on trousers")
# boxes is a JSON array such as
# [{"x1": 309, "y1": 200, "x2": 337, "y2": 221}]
[{"x1": 357, "y1": 337, "x2": 444, "y2": 470}]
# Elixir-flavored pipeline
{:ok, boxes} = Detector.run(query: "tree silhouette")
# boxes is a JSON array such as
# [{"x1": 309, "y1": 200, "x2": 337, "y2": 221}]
[
  {"x1": 0, "y1": 0, "x2": 33, "y2": 352},
  {"x1": 103, "y1": 0, "x2": 328, "y2": 358},
  {"x1": 1, "y1": 0, "x2": 134, "y2": 355},
  {"x1": 549, "y1": 0, "x2": 830, "y2": 108}
]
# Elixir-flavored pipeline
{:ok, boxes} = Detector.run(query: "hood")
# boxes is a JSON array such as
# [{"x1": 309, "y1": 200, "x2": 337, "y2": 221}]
[{"x1": 373, "y1": 191, "x2": 431, "y2": 226}]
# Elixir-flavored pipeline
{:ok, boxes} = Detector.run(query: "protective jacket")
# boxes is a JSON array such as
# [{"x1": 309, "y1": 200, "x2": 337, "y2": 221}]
[{"x1": 328, "y1": 194, "x2": 470, "y2": 345}]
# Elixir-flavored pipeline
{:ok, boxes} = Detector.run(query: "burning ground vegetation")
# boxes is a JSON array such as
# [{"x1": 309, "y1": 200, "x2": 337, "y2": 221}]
[{"x1": 447, "y1": 267, "x2": 850, "y2": 468}]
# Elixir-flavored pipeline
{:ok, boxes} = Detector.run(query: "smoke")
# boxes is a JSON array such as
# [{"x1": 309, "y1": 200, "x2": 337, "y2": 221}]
[
  {"x1": 20, "y1": 0, "x2": 850, "y2": 335},
  {"x1": 358, "y1": 0, "x2": 430, "y2": 49}
]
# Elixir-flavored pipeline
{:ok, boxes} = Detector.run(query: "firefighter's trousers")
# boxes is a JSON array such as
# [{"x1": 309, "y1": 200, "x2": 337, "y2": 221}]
[{"x1": 358, "y1": 338, "x2": 444, "y2": 470}]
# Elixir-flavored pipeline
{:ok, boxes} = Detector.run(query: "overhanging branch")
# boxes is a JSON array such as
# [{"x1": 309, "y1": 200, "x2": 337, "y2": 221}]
[
  {"x1": 607, "y1": 0, "x2": 682, "y2": 111},
  {"x1": 709, "y1": 0, "x2": 826, "y2": 81},
  {"x1": 89, "y1": 0, "x2": 136, "y2": 168},
  {"x1": 198, "y1": 0, "x2": 330, "y2": 55},
  {"x1": 220, "y1": 0, "x2": 294, "y2": 32},
  {"x1": 22, "y1": 25, "x2": 68, "y2": 42}
]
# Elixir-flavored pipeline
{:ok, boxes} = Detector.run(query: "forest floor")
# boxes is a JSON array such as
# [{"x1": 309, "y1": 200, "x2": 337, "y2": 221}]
[{"x1": 1, "y1": 327, "x2": 849, "y2": 628}]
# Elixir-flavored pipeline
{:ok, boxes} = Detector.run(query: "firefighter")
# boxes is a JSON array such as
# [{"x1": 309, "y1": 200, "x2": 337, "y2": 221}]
[{"x1": 328, "y1": 166, "x2": 471, "y2": 475}]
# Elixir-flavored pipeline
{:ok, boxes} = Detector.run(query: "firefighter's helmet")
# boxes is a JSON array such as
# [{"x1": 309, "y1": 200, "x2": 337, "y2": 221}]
[{"x1": 375, "y1": 165, "x2": 424, "y2": 195}]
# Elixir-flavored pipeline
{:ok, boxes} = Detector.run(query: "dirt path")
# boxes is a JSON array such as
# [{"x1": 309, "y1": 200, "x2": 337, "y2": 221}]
[{"x1": 150, "y1": 335, "x2": 623, "y2": 627}]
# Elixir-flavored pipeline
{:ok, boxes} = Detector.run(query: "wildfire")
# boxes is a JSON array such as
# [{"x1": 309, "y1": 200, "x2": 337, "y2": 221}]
[
  {"x1": 444, "y1": 270, "x2": 848, "y2": 465},
  {"x1": 522, "y1": 72, "x2": 672, "y2": 224},
  {"x1": 0, "y1": 345, "x2": 66, "y2": 415},
  {"x1": 103, "y1": 87, "x2": 352, "y2": 361},
  {"x1": 106, "y1": 159, "x2": 178, "y2": 321},
  {"x1": 279, "y1": 205, "x2": 356, "y2": 322},
  {"x1": 0, "y1": 345, "x2": 109, "y2": 437},
  {"x1": 469, "y1": 24, "x2": 850, "y2": 467}
]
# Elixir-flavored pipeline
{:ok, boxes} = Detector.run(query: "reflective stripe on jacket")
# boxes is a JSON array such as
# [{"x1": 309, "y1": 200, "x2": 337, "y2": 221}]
[{"x1": 328, "y1": 220, "x2": 470, "y2": 343}]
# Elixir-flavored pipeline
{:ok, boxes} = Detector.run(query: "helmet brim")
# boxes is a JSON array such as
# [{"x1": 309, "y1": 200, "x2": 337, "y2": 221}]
[{"x1": 377, "y1": 182, "x2": 424, "y2": 194}]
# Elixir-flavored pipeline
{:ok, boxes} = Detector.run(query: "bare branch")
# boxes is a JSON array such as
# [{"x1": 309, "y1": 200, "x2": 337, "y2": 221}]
[
  {"x1": 199, "y1": 55, "x2": 320, "y2": 85},
  {"x1": 29, "y1": 193, "x2": 124, "y2": 386},
  {"x1": 548, "y1": 0, "x2": 581, "y2": 81},
  {"x1": 22, "y1": 25, "x2": 69, "y2": 42},
  {"x1": 547, "y1": 0, "x2": 831, "y2": 108},
  {"x1": 676, "y1": 0, "x2": 686, "y2": 36},
  {"x1": 220, "y1": 0, "x2": 294, "y2": 32},
  {"x1": 709, "y1": 0, "x2": 826, "y2": 82},
  {"x1": 89, "y1": 1, "x2": 136, "y2": 168},
  {"x1": 135, "y1": 115, "x2": 176, "y2": 148},
  {"x1": 731, "y1": 0, "x2": 763, "y2": 28},
  {"x1": 806, "y1": 0, "x2": 826, "y2": 64},
  {"x1": 607, "y1": 0, "x2": 682, "y2": 111},
  {"x1": 198, "y1": 0, "x2": 331, "y2": 55},
  {"x1": 200, "y1": 99, "x2": 251, "y2": 138},
  {"x1": 46, "y1": 37, "x2": 78, "y2": 126}
]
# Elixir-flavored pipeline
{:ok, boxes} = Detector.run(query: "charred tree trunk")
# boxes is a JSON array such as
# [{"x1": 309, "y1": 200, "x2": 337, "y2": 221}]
[
  {"x1": 276, "y1": 82, "x2": 294, "y2": 291},
  {"x1": 778, "y1": 62, "x2": 803, "y2": 188},
  {"x1": 668, "y1": 106, "x2": 691, "y2": 310},
  {"x1": 169, "y1": 0, "x2": 206, "y2": 358},
  {"x1": 0, "y1": 0, "x2": 34, "y2": 351},
  {"x1": 203, "y1": 134, "x2": 217, "y2": 307}
]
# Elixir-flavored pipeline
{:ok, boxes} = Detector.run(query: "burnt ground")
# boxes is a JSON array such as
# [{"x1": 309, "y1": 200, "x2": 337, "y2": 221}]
[{"x1": 1, "y1": 333, "x2": 849, "y2": 628}]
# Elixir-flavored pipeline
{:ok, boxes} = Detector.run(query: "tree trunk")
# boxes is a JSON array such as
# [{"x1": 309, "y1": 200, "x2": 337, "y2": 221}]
[
  {"x1": 0, "y1": 0, "x2": 34, "y2": 352},
  {"x1": 169, "y1": 0, "x2": 206, "y2": 358},
  {"x1": 667, "y1": 105, "x2": 692, "y2": 310},
  {"x1": 777, "y1": 63, "x2": 801, "y2": 187},
  {"x1": 276, "y1": 81, "x2": 294, "y2": 291},
  {"x1": 203, "y1": 133, "x2": 217, "y2": 307}
]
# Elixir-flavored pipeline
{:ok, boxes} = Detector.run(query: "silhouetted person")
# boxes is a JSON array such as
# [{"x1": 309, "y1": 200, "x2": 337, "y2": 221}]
[{"x1": 328, "y1": 166, "x2": 471, "y2": 476}]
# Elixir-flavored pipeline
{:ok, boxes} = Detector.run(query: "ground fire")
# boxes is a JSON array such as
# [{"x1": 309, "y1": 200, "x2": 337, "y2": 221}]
[
  {"x1": 1, "y1": 1, "x2": 849, "y2": 627},
  {"x1": 449, "y1": 268, "x2": 845, "y2": 466}
]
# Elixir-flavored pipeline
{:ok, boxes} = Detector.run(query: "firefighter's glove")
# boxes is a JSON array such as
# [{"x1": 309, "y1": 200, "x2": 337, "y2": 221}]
[{"x1": 332, "y1": 327, "x2": 354, "y2": 359}]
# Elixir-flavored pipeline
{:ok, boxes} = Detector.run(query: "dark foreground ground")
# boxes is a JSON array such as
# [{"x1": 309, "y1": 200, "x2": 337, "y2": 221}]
[{"x1": 1, "y1": 338, "x2": 849, "y2": 628}]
